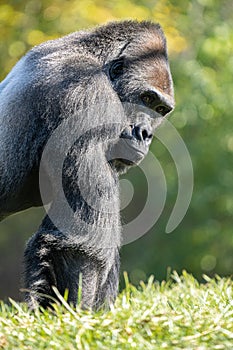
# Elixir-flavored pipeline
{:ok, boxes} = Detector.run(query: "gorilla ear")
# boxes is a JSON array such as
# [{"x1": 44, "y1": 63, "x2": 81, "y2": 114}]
[{"x1": 109, "y1": 57, "x2": 125, "y2": 81}]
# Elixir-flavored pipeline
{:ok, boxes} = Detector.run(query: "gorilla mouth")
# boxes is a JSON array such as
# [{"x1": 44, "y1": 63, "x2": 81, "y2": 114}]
[
  {"x1": 120, "y1": 137, "x2": 149, "y2": 157},
  {"x1": 111, "y1": 134, "x2": 149, "y2": 167},
  {"x1": 107, "y1": 132, "x2": 150, "y2": 169}
]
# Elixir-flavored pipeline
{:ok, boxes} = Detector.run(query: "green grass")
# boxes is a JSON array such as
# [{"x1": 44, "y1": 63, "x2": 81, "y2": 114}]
[{"x1": 0, "y1": 271, "x2": 233, "y2": 349}]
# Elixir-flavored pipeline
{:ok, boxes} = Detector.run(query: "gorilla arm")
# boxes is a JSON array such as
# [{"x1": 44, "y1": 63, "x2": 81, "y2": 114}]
[
  {"x1": 0, "y1": 38, "x2": 119, "y2": 219},
  {"x1": 0, "y1": 56, "x2": 44, "y2": 218}
]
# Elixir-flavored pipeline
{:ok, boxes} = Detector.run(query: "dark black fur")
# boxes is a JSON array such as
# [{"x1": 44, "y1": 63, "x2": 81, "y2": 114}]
[{"x1": 0, "y1": 20, "x2": 174, "y2": 309}]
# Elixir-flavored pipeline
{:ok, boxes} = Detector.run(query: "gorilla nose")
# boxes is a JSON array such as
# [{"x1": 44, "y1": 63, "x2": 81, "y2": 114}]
[
  {"x1": 140, "y1": 90, "x2": 173, "y2": 116},
  {"x1": 132, "y1": 123, "x2": 153, "y2": 142}
]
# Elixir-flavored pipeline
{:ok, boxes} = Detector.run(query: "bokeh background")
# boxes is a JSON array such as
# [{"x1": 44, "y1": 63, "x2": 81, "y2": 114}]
[{"x1": 0, "y1": 0, "x2": 232, "y2": 301}]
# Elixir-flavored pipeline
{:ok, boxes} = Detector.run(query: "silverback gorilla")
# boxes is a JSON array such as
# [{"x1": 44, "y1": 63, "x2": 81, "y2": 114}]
[{"x1": 0, "y1": 21, "x2": 174, "y2": 309}]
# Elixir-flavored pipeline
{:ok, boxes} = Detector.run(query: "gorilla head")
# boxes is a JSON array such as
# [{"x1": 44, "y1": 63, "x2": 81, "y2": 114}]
[
  {"x1": 91, "y1": 21, "x2": 175, "y2": 171},
  {"x1": 0, "y1": 20, "x2": 174, "y2": 309}
]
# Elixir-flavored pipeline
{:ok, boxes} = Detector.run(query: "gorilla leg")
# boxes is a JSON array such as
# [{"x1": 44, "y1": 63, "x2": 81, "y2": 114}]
[
  {"x1": 94, "y1": 252, "x2": 120, "y2": 310},
  {"x1": 24, "y1": 224, "x2": 120, "y2": 309}
]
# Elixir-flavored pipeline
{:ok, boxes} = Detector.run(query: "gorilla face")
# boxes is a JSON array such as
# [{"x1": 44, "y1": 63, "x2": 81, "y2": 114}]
[{"x1": 105, "y1": 27, "x2": 175, "y2": 171}]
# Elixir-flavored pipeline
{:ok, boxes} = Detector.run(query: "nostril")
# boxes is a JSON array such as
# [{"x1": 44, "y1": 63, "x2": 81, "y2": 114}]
[
  {"x1": 142, "y1": 129, "x2": 152, "y2": 141},
  {"x1": 132, "y1": 125, "x2": 152, "y2": 142},
  {"x1": 133, "y1": 126, "x2": 142, "y2": 141},
  {"x1": 142, "y1": 129, "x2": 148, "y2": 140}
]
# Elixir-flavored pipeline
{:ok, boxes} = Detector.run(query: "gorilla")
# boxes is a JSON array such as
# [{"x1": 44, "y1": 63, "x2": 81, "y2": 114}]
[{"x1": 0, "y1": 20, "x2": 174, "y2": 309}]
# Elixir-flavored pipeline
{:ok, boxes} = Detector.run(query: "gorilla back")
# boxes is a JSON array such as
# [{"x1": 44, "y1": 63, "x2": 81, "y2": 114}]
[{"x1": 0, "y1": 20, "x2": 174, "y2": 309}]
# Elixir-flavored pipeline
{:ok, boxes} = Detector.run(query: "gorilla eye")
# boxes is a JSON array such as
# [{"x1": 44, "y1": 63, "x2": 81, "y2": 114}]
[
  {"x1": 155, "y1": 105, "x2": 171, "y2": 116},
  {"x1": 141, "y1": 91, "x2": 173, "y2": 116},
  {"x1": 141, "y1": 94, "x2": 155, "y2": 107},
  {"x1": 109, "y1": 59, "x2": 124, "y2": 81}
]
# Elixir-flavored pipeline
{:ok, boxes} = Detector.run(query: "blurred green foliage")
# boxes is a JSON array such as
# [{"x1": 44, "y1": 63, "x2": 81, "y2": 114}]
[{"x1": 0, "y1": 0, "x2": 232, "y2": 300}]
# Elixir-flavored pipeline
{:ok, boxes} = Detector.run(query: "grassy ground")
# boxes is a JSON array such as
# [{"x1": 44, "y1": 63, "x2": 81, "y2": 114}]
[{"x1": 0, "y1": 271, "x2": 233, "y2": 349}]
